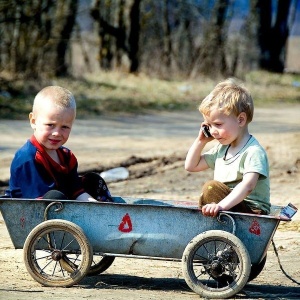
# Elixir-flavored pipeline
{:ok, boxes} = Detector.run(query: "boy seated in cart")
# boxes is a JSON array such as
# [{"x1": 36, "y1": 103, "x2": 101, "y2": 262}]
[
  {"x1": 6, "y1": 86, "x2": 112, "y2": 202},
  {"x1": 185, "y1": 78, "x2": 271, "y2": 217}
]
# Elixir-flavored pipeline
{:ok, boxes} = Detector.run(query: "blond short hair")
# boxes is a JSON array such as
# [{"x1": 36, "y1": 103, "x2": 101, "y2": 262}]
[
  {"x1": 199, "y1": 78, "x2": 254, "y2": 123},
  {"x1": 32, "y1": 86, "x2": 76, "y2": 114}
]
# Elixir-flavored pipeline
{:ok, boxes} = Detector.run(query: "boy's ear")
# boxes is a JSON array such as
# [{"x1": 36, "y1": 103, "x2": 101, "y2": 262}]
[
  {"x1": 238, "y1": 112, "x2": 247, "y2": 126},
  {"x1": 29, "y1": 112, "x2": 36, "y2": 129}
]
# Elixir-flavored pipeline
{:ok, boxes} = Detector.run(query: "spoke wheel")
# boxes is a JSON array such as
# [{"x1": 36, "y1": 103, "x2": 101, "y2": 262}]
[
  {"x1": 182, "y1": 230, "x2": 251, "y2": 299},
  {"x1": 60, "y1": 254, "x2": 115, "y2": 277},
  {"x1": 88, "y1": 256, "x2": 115, "y2": 276},
  {"x1": 23, "y1": 220, "x2": 93, "y2": 287}
]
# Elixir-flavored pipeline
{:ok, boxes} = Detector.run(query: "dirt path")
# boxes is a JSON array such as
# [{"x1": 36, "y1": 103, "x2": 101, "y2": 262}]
[{"x1": 0, "y1": 105, "x2": 300, "y2": 299}]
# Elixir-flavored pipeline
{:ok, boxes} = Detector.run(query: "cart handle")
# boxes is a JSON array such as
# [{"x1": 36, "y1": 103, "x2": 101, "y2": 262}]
[
  {"x1": 217, "y1": 212, "x2": 236, "y2": 235},
  {"x1": 44, "y1": 201, "x2": 64, "y2": 221}
]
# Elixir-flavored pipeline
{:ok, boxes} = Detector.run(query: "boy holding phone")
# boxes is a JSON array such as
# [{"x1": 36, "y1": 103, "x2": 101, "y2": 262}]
[{"x1": 185, "y1": 78, "x2": 270, "y2": 217}]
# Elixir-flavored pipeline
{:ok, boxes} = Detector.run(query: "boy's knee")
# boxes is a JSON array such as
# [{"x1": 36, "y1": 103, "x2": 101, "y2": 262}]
[
  {"x1": 199, "y1": 180, "x2": 231, "y2": 207},
  {"x1": 43, "y1": 190, "x2": 67, "y2": 200},
  {"x1": 82, "y1": 172, "x2": 113, "y2": 202}
]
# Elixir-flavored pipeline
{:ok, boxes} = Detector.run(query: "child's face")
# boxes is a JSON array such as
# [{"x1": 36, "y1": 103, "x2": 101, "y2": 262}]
[
  {"x1": 203, "y1": 108, "x2": 243, "y2": 145},
  {"x1": 29, "y1": 101, "x2": 75, "y2": 152}
]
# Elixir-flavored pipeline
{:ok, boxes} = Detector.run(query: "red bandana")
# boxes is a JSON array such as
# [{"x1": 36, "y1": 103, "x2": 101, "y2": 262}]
[{"x1": 29, "y1": 135, "x2": 77, "y2": 186}]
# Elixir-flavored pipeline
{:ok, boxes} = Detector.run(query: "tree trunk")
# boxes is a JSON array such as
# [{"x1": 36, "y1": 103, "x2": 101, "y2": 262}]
[
  {"x1": 54, "y1": 0, "x2": 78, "y2": 77},
  {"x1": 256, "y1": 0, "x2": 292, "y2": 72},
  {"x1": 116, "y1": 0, "x2": 126, "y2": 68},
  {"x1": 91, "y1": 0, "x2": 128, "y2": 70},
  {"x1": 163, "y1": 0, "x2": 172, "y2": 69},
  {"x1": 128, "y1": 0, "x2": 141, "y2": 73},
  {"x1": 90, "y1": 0, "x2": 114, "y2": 70},
  {"x1": 190, "y1": 0, "x2": 230, "y2": 78}
]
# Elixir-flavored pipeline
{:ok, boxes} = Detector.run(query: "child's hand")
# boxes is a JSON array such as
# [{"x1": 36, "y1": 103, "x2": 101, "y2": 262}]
[
  {"x1": 201, "y1": 202, "x2": 222, "y2": 217},
  {"x1": 199, "y1": 123, "x2": 214, "y2": 141}
]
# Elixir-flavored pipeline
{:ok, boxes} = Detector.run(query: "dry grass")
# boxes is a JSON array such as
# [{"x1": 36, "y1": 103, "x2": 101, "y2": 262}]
[
  {"x1": 67, "y1": 70, "x2": 300, "y2": 113},
  {"x1": 286, "y1": 36, "x2": 300, "y2": 73},
  {"x1": 245, "y1": 71, "x2": 300, "y2": 104},
  {"x1": 0, "y1": 70, "x2": 299, "y2": 119}
]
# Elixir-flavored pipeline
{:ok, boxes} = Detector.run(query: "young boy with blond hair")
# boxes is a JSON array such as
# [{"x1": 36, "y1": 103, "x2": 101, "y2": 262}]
[
  {"x1": 185, "y1": 78, "x2": 270, "y2": 217},
  {"x1": 7, "y1": 86, "x2": 112, "y2": 202}
]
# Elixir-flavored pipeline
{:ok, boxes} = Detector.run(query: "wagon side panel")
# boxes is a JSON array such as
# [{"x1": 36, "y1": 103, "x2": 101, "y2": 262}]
[
  {"x1": 232, "y1": 214, "x2": 280, "y2": 263},
  {"x1": 49, "y1": 202, "x2": 230, "y2": 259},
  {"x1": 0, "y1": 199, "x2": 46, "y2": 249}
]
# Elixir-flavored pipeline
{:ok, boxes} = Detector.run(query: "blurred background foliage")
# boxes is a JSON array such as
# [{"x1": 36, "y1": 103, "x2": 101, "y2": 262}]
[{"x1": 0, "y1": 0, "x2": 299, "y2": 119}]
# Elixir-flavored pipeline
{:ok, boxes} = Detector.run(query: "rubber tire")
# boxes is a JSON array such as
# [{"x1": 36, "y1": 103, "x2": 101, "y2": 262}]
[
  {"x1": 59, "y1": 255, "x2": 115, "y2": 276},
  {"x1": 88, "y1": 256, "x2": 115, "y2": 276},
  {"x1": 23, "y1": 219, "x2": 93, "y2": 287},
  {"x1": 248, "y1": 255, "x2": 267, "y2": 282},
  {"x1": 182, "y1": 230, "x2": 251, "y2": 299}
]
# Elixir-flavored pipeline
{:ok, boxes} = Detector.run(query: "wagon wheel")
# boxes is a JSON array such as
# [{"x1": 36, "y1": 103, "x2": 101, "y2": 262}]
[
  {"x1": 182, "y1": 230, "x2": 251, "y2": 299},
  {"x1": 23, "y1": 220, "x2": 93, "y2": 287},
  {"x1": 55, "y1": 252, "x2": 115, "y2": 276},
  {"x1": 248, "y1": 255, "x2": 267, "y2": 282},
  {"x1": 88, "y1": 255, "x2": 115, "y2": 276},
  {"x1": 60, "y1": 254, "x2": 115, "y2": 276}
]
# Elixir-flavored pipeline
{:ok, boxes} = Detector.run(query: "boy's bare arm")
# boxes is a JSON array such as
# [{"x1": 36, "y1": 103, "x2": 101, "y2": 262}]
[
  {"x1": 185, "y1": 124, "x2": 214, "y2": 172},
  {"x1": 185, "y1": 138, "x2": 208, "y2": 171},
  {"x1": 185, "y1": 132, "x2": 213, "y2": 172},
  {"x1": 202, "y1": 172, "x2": 260, "y2": 216}
]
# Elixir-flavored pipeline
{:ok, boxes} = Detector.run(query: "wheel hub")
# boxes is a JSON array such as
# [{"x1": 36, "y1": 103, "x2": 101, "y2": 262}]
[
  {"x1": 51, "y1": 250, "x2": 63, "y2": 261},
  {"x1": 210, "y1": 260, "x2": 224, "y2": 277}
]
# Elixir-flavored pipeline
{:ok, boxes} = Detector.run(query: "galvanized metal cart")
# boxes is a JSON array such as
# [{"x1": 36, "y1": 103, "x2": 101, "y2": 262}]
[{"x1": 0, "y1": 197, "x2": 293, "y2": 299}]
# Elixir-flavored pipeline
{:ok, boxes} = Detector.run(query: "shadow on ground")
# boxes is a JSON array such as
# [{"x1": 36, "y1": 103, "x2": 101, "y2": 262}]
[{"x1": 79, "y1": 273, "x2": 300, "y2": 299}]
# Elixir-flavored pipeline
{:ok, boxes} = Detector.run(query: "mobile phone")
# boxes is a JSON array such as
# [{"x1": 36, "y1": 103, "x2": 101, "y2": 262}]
[{"x1": 202, "y1": 125, "x2": 212, "y2": 138}]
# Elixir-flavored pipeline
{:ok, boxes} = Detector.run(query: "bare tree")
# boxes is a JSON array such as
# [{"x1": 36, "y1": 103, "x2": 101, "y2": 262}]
[
  {"x1": 128, "y1": 0, "x2": 141, "y2": 72},
  {"x1": 139, "y1": 0, "x2": 201, "y2": 77},
  {"x1": 91, "y1": 0, "x2": 141, "y2": 72},
  {"x1": 1, "y1": 0, "x2": 298, "y2": 80},
  {"x1": 162, "y1": 0, "x2": 172, "y2": 69},
  {"x1": 0, "y1": 0, "x2": 54, "y2": 77},
  {"x1": 190, "y1": 0, "x2": 231, "y2": 78},
  {"x1": 53, "y1": 0, "x2": 78, "y2": 76},
  {"x1": 0, "y1": 0, "x2": 77, "y2": 78},
  {"x1": 174, "y1": 0, "x2": 196, "y2": 75},
  {"x1": 256, "y1": 0, "x2": 296, "y2": 73}
]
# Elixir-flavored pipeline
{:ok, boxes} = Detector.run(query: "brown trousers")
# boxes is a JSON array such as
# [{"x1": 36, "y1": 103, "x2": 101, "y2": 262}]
[{"x1": 199, "y1": 180, "x2": 263, "y2": 214}]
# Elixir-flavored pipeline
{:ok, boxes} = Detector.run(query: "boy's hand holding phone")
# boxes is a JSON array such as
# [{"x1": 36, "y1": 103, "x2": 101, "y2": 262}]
[{"x1": 201, "y1": 125, "x2": 212, "y2": 138}]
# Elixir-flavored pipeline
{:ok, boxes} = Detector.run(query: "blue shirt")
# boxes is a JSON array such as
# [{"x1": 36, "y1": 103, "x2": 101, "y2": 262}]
[{"x1": 7, "y1": 136, "x2": 84, "y2": 199}]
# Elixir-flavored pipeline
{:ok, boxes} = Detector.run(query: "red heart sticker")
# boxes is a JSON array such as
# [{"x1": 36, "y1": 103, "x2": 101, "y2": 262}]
[
  {"x1": 249, "y1": 219, "x2": 261, "y2": 235},
  {"x1": 118, "y1": 213, "x2": 133, "y2": 233}
]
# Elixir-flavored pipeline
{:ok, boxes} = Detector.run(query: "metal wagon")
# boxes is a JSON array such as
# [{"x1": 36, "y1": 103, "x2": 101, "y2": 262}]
[{"x1": 0, "y1": 197, "x2": 295, "y2": 299}]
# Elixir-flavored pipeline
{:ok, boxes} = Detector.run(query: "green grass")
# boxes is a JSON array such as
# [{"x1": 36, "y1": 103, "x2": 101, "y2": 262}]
[{"x1": 0, "y1": 71, "x2": 299, "y2": 119}]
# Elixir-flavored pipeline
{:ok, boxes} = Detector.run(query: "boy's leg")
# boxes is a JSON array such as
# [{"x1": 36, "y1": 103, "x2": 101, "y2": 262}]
[
  {"x1": 200, "y1": 180, "x2": 264, "y2": 214},
  {"x1": 199, "y1": 180, "x2": 231, "y2": 207},
  {"x1": 231, "y1": 202, "x2": 266, "y2": 214},
  {"x1": 43, "y1": 190, "x2": 68, "y2": 200},
  {"x1": 82, "y1": 172, "x2": 113, "y2": 202}
]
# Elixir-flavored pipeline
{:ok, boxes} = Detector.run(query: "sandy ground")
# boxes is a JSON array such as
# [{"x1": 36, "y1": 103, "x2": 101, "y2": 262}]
[{"x1": 0, "y1": 105, "x2": 300, "y2": 299}]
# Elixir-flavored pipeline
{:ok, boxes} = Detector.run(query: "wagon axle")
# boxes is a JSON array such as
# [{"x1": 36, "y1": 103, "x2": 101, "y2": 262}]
[
  {"x1": 210, "y1": 260, "x2": 225, "y2": 277},
  {"x1": 208, "y1": 246, "x2": 236, "y2": 277},
  {"x1": 51, "y1": 250, "x2": 63, "y2": 261}
]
